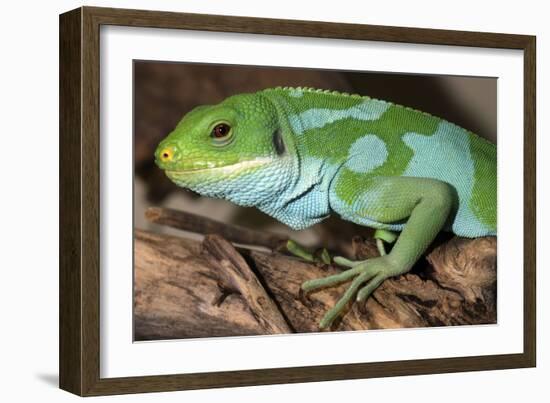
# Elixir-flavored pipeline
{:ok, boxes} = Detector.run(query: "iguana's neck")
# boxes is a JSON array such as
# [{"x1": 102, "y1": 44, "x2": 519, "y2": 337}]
[{"x1": 256, "y1": 89, "x2": 346, "y2": 229}]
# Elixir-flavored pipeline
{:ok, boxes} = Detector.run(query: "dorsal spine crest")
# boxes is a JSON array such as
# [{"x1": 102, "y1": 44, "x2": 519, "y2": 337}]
[{"x1": 266, "y1": 86, "x2": 468, "y2": 130}]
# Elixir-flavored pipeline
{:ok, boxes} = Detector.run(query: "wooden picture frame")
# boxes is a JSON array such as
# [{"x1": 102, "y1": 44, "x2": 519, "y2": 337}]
[{"x1": 59, "y1": 6, "x2": 536, "y2": 396}]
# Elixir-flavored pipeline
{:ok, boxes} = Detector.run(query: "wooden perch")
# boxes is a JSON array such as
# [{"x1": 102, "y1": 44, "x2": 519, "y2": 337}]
[
  {"x1": 134, "y1": 212, "x2": 497, "y2": 340},
  {"x1": 201, "y1": 234, "x2": 292, "y2": 334},
  {"x1": 146, "y1": 206, "x2": 287, "y2": 250},
  {"x1": 134, "y1": 230, "x2": 289, "y2": 340}
]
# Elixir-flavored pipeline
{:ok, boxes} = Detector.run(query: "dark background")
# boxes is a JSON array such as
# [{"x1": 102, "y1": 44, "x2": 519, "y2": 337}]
[{"x1": 133, "y1": 61, "x2": 496, "y2": 252}]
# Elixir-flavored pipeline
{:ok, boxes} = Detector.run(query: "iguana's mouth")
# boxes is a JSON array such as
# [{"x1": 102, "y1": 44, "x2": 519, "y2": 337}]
[{"x1": 165, "y1": 157, "x2": 273, "y2": 177}]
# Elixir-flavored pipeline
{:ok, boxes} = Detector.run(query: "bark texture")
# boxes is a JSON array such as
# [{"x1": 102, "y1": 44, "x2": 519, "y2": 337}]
[{"x1": 134, "y1": 223, "x2": 496, "y2": 340}]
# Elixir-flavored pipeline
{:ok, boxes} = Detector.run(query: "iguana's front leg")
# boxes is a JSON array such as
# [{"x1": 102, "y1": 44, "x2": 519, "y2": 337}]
[{"x1": 301, "y1": 176, "x2": 455, "y2": 329}]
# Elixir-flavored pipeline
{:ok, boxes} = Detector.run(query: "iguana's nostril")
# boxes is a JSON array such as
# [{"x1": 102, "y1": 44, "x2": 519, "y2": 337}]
[{"x1": 159, "y1": 146, "x2": 175, "y2": 163}]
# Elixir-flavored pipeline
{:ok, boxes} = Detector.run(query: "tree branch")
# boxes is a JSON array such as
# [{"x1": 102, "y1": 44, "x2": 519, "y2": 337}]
[
  {"x1": 146, "y1": 206, "x2": 287, "y2": 250},
  {"x1": 134, "y1": 222, "x2": 497, "y2": 340}
]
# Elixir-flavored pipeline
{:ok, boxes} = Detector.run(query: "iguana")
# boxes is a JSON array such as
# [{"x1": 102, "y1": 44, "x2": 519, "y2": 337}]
[{"x1": 154, "y1": 87, "x2": 497, "y2": 329}]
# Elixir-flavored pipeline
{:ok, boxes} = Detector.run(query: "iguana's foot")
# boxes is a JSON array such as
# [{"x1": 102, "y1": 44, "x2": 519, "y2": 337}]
[
  {"x1": 286, "y1": 240, "x2": 331, "y2": 264},
  {"x1": 300, "y1": 254, "x2": 405, "y2": 329},
  {"x1": 286, "y1": 230, "x2": 396, "y2": 265}
]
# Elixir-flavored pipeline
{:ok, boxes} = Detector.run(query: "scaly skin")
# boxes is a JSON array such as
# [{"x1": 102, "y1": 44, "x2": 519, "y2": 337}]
[{"x1": 155, "y1": 87, "x2": 497, "y2": 329}]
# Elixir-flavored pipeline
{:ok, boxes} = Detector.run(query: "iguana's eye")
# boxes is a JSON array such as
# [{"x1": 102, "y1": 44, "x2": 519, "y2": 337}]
[
  {"x1": 212, "y1": 123, "x2": 231, "y2": 138},
  {"x1": 210, "y1": 122, "x2": 233, "y2": 146}
]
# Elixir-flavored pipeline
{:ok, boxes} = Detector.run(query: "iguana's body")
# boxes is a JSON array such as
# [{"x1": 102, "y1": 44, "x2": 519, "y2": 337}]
[{"x1": 155, "y1": 87, "x2": 496, "y2": 328}]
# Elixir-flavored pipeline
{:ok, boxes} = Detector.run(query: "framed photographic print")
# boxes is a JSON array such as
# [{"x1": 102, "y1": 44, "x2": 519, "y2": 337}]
[{"x1": 59, "y1": 6, "x2": 536, "y2": 396}]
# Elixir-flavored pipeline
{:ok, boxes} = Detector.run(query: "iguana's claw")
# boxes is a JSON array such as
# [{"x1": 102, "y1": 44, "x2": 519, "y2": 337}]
[
  {"x1": 301, "y1": 255, "x2": 401, "y2": 329},
  {"x1": 357, "y1": 300, "x2": 369, "y2": 315},
  {"x1": 298, "y1": 287, "x2": 312, "y2": 307}
]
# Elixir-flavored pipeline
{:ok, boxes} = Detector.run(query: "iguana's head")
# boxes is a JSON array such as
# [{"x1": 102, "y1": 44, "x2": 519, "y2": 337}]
[{"x1": 155, "y1": 93, "x2": 296, "y2": 206}]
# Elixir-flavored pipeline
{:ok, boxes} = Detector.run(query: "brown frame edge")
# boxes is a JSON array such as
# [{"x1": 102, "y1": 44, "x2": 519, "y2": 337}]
[{"x1": 59, "y1": 6, "x2": 536, "y2": 396}]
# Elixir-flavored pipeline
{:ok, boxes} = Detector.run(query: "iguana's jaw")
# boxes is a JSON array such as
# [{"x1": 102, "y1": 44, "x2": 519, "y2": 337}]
[{"x1": 164, "y1": 157, "x2": 274, "y2": 182}]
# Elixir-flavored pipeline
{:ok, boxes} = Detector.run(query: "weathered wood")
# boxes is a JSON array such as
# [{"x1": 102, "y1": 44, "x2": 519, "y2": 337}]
[
  {"x1": 146, "y1": 206, "x2": 288, "y2": 250},
  {"x1": 248, "y1": 251, "x2": 368, "y2": 332},
  {"x1": 249, "y1": 236, "x2": 497, "y2": 332},
  {"x1": 351, "y1": 236, "x2": 497, "y2": 329},
  {"x1": 201, "y1": 234, "x2": 292, "y2": 334},
  {"x1": 134, "y1": 230, "x2": 291, "y2": 340},
  {"x1": 134, "y1": 226, "x2": 497, "y2": 339}
]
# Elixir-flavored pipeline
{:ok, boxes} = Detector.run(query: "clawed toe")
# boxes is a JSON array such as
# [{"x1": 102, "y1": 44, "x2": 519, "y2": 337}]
[
  {"x1": 333, "y1": 256, "x2": 363, "y2": 268},
  {"x1": 300, "y1": 255, "x2": 399, "y2": 329},
  {"x1": 298, "y1": 287, "x2": 312, "y2": 307},
  {"x1": 357, "y1": 301, "x2": 368, "y2": 315}
]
